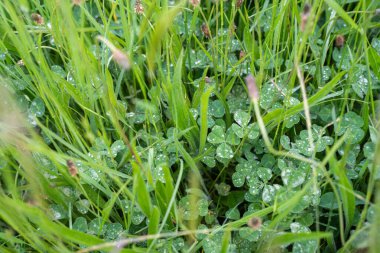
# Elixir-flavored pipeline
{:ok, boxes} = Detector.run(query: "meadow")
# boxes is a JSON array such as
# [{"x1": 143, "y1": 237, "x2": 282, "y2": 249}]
[{"x1": 0, "y1": 0, "x2": 380, "y2": 252}]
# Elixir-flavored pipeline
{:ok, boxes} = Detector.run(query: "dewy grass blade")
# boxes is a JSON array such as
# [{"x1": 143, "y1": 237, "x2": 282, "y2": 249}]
[{"x1": 0, "y1": 0, "x2": 378, "y2": 252}]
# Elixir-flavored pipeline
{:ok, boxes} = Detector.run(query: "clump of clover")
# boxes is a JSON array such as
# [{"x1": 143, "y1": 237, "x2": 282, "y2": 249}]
[
  {"x1": 280, "y1": 124, "x2": 334, "y2": 157},
  {"x1": 178, "y1": 190, "x2": 209, "y2": 221},
  {"x1": 190, "y1": 99, "x2": 225, "y2": 129},
  {"x1": 201, "y1": 108, "x2": 259, "y2": 166},
  {"x1": 232, "y1": 151, "x2": 275, "y2": 199},
  {"x1": 258, "y1": 78, "x2": 307, "y2": 129},
  {"x1": 226, "y1": 85, "x2": 250, "y2": 113}
]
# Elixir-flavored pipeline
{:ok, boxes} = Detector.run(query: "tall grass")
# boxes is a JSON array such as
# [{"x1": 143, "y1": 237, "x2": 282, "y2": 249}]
[{"x1": 0, "y1": 0, "x2": 379, "y2": 252}]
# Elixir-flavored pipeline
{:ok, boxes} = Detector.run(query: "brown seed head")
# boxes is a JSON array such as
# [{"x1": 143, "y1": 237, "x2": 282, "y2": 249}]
[
  {"x1": 239, "y1": 50, "x2": 246, "y2": 60},
  {"x1": 245, "y1": 74, "x2": 259, "y2": 101},
  {"x1": 300, "y1": 4, "x2": 311, "y2": 32},
  {"x1": 134, "y1": 0, "x2": 144, "y2": 15},
  {"x1": 66, "y1": 160, "x2": 78, "y2": 177},
  {"x1": 303, "y1": 3, "x2": 311, "y2": 16},
  {"x1": 247, "y1": 216, "x2": 262, "y2": 230},
  {"x1": 190, "y1": 0, "x2": 200, "y2": 7},
  {"x1": 236, "y1": 0, "x2": 244, "y2": 8},
  {"x1": 72, "y1": 0, "x2": 84, "y2": 5},
  {"x1": 335, "y1": 35, "x2": 345, "y2": 47},
  {"x1": 201, "y1": 23, "x2": 211, "y2": 39},
  {"x1": 31, "y1": 13, "x2": 44, "y2": 25}
]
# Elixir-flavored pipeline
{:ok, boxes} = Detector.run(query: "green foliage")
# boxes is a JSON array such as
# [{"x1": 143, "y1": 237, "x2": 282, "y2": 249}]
[{"x1": 0, "y1": 0, "x2": 379, "y2": 252}]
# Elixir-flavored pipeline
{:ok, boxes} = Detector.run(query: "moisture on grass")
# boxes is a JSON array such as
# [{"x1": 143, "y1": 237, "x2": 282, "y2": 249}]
[{"x1": 0, "y1": 0, "x2": 380, "y2": 253}]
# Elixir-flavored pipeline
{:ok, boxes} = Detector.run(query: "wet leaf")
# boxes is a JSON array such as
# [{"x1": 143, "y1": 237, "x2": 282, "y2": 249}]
[
  {"x1": 247, "y1": 123, "x2": 260, "y2": 140},
  {"x1": 73, "y1": 217, "x2": 88, "y2": 232},
  {"x1": 209, "y1": 100, "x2": 225, "y2": 118},
  {"x1": 207, "y1": 125, "x2": 225, "y2": 144},
  {"x1": 29, "y1": 97, "x2": 45, "y2": 117},
  {"x1": 232, "y1": 171, "x2": 245, "y2": 187},
  {"x1": 49, "y1": 204, "x2": 67, "y2": 220},
  {"x1": 105, "y1": 223, "x2": 123, "y2": 240},
  {"x1": 198, "y1": 199, "x2": 209, "y2": 216},
  {"x1": 281, "y1": 168, "x2": 306, "y2": 188},
  {"x1": 110, "y1": 140, "x2": 125, "y2": 157},
  {"x1": 226, "y1": 127, "x2": 240, "y2": 145},
  {"x1": 216, "y1": 143, "x2": 234, "y2": 159},
  {"x1": 226, "y1": 208, "x2": 240, "y2": 220},
  {"x1": 351, "y1": 65, "x2": 369, "y2": 98},
  {"x1": 319, "y1": 192, "x2": 339, "y2": 210},
  {"x1": 257, "y1": 167, "x2": 272, "y2": 182},
  {"x1": 234, "y1": 110, "x2": 251, "y2": 127}
]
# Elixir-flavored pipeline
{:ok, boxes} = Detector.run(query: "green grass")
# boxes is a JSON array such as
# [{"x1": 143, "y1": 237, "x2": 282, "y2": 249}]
[{"x1": 0, "y1": 0, "x2": 380, "y2": 252}]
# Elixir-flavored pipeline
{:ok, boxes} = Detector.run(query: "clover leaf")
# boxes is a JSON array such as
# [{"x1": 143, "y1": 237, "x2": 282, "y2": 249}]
[
  {"x1": 110, "y1": 140, "x2": 126, "y2": 158},
  {"x1": 207, "y1": 125, "x2": 225, "y2": 144},
  {"x1": 208, "y1": 100, "x2": 225, "y2": 118},
  {"x1": 105, "y1": 223, "x2": 123, "y2": 240},
  {"x1": 280, "y1": 135, "x2": 291, "y2": 150},
  {"x1": 226, "y1": 208, "x2": 240, "y2": 220},
  {"x1": 227, "y1": 85, "x2": 250, "y2": 113},
  {"x1": 179, "y1": 196, "x2": 209, "y2": 220},
  {"x1": 286, "y1": 125, "x2": 335, "y2": 156},
  {"x1": 351, "y1": 65, "x2": 369, "y2": 98},
  {"x1": 207, "y1": 125, "x2": 237, "y2": 160},
  {"x1": 230, "y1": 110, "x2": 260, "y2": 141},
  {"x1": 73, "y1": 217, "x2": 88, "y2": 232},
  {"x1": 335, "y1": 112, "x2": 364, "y2": 144},
  {"x1": 247, "y1": 123, "x2": 260, "y2": 140},
  {"x1": 232, "y1": 171, "x2": 246, "y2": 187},
  {"x1": 333, "y1": 45, "x2": 351, "y2": 70},
  {"x1": 216, "y1": 143, "x2": 234, "y2": 159},
  {"x1": 226, "y1": 127, "x2": 240, "y2": 145},
  {"x1": 234, "y1": 110, "x2": 251, "y2": 127},
  {"x1": 29, "y1": 97, "x2": 45, "y2": 118},
  {"x1": 198, "y1": 199, "x2": 209, "y2": 216},
  {"x1": 257, "y1": 167, "x2": 272, "y2": 182},
  {"x1": 215, "y1": 182, "x2": 231, "y2": 196},
  {"x1": 262, "y1": 184, "x2": 278, "y2": 204},
  {"x1": 281, "y1": 167, "x2": 306, "y2": 188},
  {"x1": 290, "y1": 222, "x2": 318, "y2": 253},
  {"x1": 259, "y1": 82, "x2": 280, "y2": 110},
  {"x1": 319, "y1": 192, "x2": 339, "y2": 210},
  {"x1": 201, "y1": 144, "x2": 216, "y2": 168}
]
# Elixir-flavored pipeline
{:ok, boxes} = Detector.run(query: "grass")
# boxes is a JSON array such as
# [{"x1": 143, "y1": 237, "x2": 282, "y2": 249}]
[{"x1": 0, "y1": 0, "x2": 380, "y2": 252}]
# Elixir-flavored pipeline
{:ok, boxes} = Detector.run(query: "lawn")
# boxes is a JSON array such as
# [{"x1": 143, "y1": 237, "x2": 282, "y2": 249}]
[{"x1": 0, "y1": 0, "x2": 380, "y2": 252}]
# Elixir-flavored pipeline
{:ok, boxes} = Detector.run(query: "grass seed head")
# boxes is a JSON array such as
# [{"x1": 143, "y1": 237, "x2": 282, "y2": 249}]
[
  {"x1": 201, "y1": 23, "x2": 211, "y2": 39},
  {"x1": 72, "y1": 0, "x2": 85, "y2": 5},
  {"x1": 112, "y1": 49, "x2": 131, "y2": 70},
  {"x1": 31, "y1": 13, "x2": 44, "y2": 25},
  {"x1": 247, "y1": 216, "x2": 262, "y2": 230},
  {"x1": 134, "y1": 0, "x2": 144, "y2": 15},
  {"x1": 335, "y1": 35, "x2": 345, "y2": 47},
  {"x1": 300, "y1": 3, "x2": 311, "y2": 32},
  {"x1": 239, "y1": 50, "x2": 246, "y2": 60},
  {"x1": 66, "y1": 160, "x2": 78, "y2": 177},
  {"x1": 245, "y1": 74, "x2": 259, "y2": 101},
  {"x1": 190, "y1": 0, "x2": 200, "y2": 7},
  {"x1": 236, "y1": 0, "x2": 244, "y2": 8},
  {"x1": 97, "y1": 36, "x2": 131, "y2": 70},
  {"x1": 17, "y1": 59, "x2": 25, "y2": 66}
]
